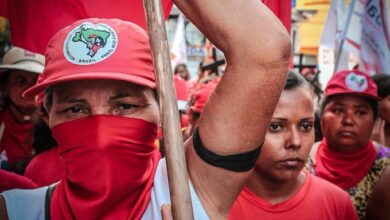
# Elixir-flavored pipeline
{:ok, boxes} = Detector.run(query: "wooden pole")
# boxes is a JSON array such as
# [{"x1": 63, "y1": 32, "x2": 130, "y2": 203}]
[{"x1": 143, "y1": 1, "x2": 194, "y2": 219}]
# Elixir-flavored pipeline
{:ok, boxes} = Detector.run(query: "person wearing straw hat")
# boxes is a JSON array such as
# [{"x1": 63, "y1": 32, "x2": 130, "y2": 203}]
[
  {"x1": 306, "y1": 70, "x2": 390, "y2": 219},
  {"x1": 0, "y1": 46, "x2": 44, "y2": 174},
  {"x1": 0, "y1": 0, "x2": 291, "y2": 219}
]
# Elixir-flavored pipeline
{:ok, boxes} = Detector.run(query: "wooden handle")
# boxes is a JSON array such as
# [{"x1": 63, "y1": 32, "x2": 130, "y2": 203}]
[{"x1": 143, "y1": 1, "x2": 195, "y2": 219}]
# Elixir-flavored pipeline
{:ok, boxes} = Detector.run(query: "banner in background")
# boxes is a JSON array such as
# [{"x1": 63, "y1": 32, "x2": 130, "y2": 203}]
[
  {"x1": 262, "y1": 0, "x2": 292, "y2": 33},
  {"x1": 170, "y1": 14, "x2": 187, "y2": 68},
  {"x1": 360, "y1": 0, "x2": 390, "y2": 75},
  {"x1": 0, "y1": 0, "x2": 173, "y2": 54}
]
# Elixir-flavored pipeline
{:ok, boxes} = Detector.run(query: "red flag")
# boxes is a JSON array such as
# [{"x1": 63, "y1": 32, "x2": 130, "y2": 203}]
[
  {"x1": 262, "y1": 0, "x2": 291, "y2": 33},
  {"x1": 0, "y1": 0, "x2": 7, "y2": 17},
  {"x1": 1, "y1": 0, "x2": 173, "y2": 54}
]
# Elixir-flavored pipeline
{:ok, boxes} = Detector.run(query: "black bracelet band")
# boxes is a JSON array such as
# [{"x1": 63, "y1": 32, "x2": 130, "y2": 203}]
[{"x1": 192, "y1": 127, "x2": 262, "y2": 172}]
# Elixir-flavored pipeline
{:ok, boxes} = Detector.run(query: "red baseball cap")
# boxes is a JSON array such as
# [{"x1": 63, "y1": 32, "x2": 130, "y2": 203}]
[
  {"x1": 23, "y1": 18, "x2": 155, "y2": 97},
  {"x1": 324, "y1": 70, "x2": 380, "y2": 100},
  {"x1": 191, "y1": 78, "x2": 219, "y2": 113}
]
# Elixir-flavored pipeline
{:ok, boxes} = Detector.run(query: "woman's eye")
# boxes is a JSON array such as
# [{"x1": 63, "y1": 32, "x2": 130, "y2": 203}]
[
  {"x1": 118, "y1": 103, "x2": 135, "y2": 110},
  {"x1": 332, "y1": 108, "x2": 343, "y2": 114},
  {"x1": 300, "y1": 122, "x2": 313, "y2": 131},
  {"x1": 269, "y1": 123, "x2": 282, "y2": 132},
  {"x1": 15, "y1": 77, "x2": 28, "y2": 86},
  {"x1": 356, "y1": 110, "x2": 367, "y2": 116},
  {"x1": 65, "y1": 106, "x2": 84, "y2": 114}
]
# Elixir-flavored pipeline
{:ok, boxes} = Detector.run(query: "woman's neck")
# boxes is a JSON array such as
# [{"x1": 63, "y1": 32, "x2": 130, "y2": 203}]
[
  {"x1": 9, "y1": 105, "x2": 31, "y2": 124},
  {"x1": 246, "y1": 171, "x2": 306, "y2": 205}
]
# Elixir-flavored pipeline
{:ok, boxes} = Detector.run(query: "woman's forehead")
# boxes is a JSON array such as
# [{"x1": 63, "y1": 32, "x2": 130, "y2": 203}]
[
  {"x1": 327, "y1": 95, "x2": 371, "y2": 107},
  {"x1": 273, "y1": 88, "x2": 314, "y2": 118},
  {"x1": 52, "y1": 79, "x2": 154, "y2": 99}
]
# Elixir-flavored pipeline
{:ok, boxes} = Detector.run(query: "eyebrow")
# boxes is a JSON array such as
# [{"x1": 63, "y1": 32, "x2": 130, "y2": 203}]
[
  {"x1": 109, "y1": 93, "x2": 140, "y2": 100},
  {"x1": 56, "y1": 97, "x2": 88, "y2": 104}
]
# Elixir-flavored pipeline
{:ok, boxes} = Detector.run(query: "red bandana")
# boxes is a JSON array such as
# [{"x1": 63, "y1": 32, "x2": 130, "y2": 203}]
[
  {"x1": 50, "y1": 115, "x2": 160, "y2": 219},
  {"x1": 0, "y1": 109, "x2": 33, "y2": 166},
  {"x1": 315, "y1": 138, "x2": 377, "y2": 190}
]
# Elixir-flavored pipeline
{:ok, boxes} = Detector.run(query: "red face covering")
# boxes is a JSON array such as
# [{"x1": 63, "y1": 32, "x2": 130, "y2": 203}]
[
  {"x1": 315, "y1": 138, "x2": 377, "y2": 190},
  {"x1": 50, "y1": 115, "x2": 160, "y2": 220}
]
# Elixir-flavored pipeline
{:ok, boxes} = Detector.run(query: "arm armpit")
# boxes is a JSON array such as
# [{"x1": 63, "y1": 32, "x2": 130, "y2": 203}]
[
  {"x1": 0, "y1": 195, "x2": 9, "y2": 220},
  {"x1": 365, "y1": 165, "x2": 390, "y2": 220}
]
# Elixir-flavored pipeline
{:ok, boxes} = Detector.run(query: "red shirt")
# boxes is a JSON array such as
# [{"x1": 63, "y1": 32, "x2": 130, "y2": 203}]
[
  {"x1": 229, "y1": 173, "x2": 358, "y2": 220},
  {"x1": 24, "y1": 146, "x2": 63, "y2": 186},
  {"x1": 0, "y1": 109, "x2": 33, "y2": 166}
]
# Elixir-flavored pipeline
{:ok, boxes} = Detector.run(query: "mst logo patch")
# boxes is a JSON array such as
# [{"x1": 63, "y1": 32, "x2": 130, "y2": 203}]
[
  {"x1": 345, "y1": 72, "x2": 368, "y2": 92},
  {"x1": 64, "y1": 22, "x2": 118, "y2": 65}
]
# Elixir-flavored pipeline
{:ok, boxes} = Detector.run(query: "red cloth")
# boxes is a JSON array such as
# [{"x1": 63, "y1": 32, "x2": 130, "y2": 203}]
[
  {"x1": 262, "y1": 0, "x2": 291, "y2": 33},
  {"x1": 1, "y1": 0, "x2": 173, "y2": 54},
  {"x1": 0, "y1": 169, "x2": 38, "y2": 192},
  {"x1": 229, "y1": 173, "x2": 358, "y2": 220},
  {"x1": 174, "y1": 75, "x2": 189, "y2": 101},
  {"x1": 0, "y1": 109, "x2": 33, "y2": 166},
  {"x1": 50, "y1": 115, "x2": 160, "y2": 220},
  {"x1": 24, "y1": 146, "x2": 63, "y2": 187},
  {"x1": 315, "y1": 139, "x2": 377, "y2": 190}
]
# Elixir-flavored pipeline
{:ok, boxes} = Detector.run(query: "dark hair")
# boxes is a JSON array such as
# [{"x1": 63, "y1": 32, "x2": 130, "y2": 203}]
[
  {"x1": 174, "y1": 64, "x2": 188, "y2": 75},
  {"x1": 320, "y1": 95, "x2": 379, "y2": 120},
  {"x1": 284, "y1": 70, "x2": 311, "y2": 91},
  {"x1": 372, "y1": 74, "x2": 390, "y2": 98},
  {"x1": 0, "y1": 70, "x2": 11, "y2": 110},
  {"x1": 32, "y1": 116, "x2": 57, "y2": 154}
]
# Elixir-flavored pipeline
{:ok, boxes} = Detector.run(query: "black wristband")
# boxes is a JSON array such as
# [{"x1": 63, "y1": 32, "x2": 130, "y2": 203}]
[{"x1": 192, "y1": 127, "x2": 262, "y2": 172}]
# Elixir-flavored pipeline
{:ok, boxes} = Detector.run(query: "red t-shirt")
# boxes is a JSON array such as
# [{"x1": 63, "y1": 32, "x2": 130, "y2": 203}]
[
  {"x1": 24, "y1": 146, "x2": 64, "y2": 186},
  {"x1": 229, "y1": 173, "x2": 358, "y2": 220}
]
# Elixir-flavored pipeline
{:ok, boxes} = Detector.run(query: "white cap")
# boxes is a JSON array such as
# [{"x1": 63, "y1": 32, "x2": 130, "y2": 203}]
[{"x1": 0, "y1": 47, "x2": 44, "y2": 74}]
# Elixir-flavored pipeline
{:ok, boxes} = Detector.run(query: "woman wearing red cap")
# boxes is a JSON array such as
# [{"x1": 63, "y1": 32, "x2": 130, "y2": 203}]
[
  {"x1": 0, "y1": 0, "x2": 291, "y2": 219},
  {"x1": 306, "y1": 70, "x2": 390, "y2": 219},
  {"x1": 229, "y1": 71, "x2": 358, "y2": 220}
]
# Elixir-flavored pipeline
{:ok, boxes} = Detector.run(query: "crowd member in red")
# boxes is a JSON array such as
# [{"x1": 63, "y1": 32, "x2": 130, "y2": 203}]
[
  {"x1": 24, "y1": 102, "x2": 63, "y2": 186},
  {"x1": 0, "y1": 96, "x2": 62, "y2": 191},
  {"x1": 306, "y1": 70, "x2": 390, "y2": 219},
  {"x1": 371, "y1": 74, "x2": 390, "y2": 147},
  {"x1": 0, "y1": 0, "x2": 291, "y2": 219},
  {"x1": 174, "y1": 71, "x2": 189, "y2": 127},
  {"x1": 183, "y1": 78, "x2": 219, "y2": 141},
  {"x1": 173, "y1": 63, "x2": 190, "y2": 81},
  {"x1": 0, "y1": 47, "x2": 43, "y2": 174},
  {"x1": 229, "y1": 71, "x2": 358, "y2": 220}
]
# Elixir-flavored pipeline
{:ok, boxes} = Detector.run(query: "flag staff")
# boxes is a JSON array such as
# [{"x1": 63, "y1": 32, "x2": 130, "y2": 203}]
[{"x1": 143, "y1": 0, "x2": 195, "y2": 219}]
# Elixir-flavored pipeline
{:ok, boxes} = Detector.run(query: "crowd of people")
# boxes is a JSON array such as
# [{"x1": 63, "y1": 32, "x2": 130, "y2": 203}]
[{"x1": 0, "y1": 0, "x2": 389, "y2": 219}]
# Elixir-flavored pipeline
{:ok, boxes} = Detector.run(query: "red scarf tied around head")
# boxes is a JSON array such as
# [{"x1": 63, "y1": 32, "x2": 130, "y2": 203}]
[
  {"x1": 315, "y1": 138, "x2": 377, "y2": 190},
  {"x1": 50, "y1": 115, "x2": 160, "y2": 220}
]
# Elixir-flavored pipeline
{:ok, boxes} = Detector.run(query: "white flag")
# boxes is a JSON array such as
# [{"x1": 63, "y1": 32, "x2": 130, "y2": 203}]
[
  {"x1": 318, "y1": 0, "x2": 348, "y2": 88},
  {"x1": 360, "y1": 0, "x2": 390, "y2": 75},
  {"x1": 170, "y1": 14, "x2": 187, "y2": 68}
]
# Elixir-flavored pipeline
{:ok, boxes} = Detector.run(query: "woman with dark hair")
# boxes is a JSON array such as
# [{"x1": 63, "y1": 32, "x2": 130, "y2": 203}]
[
  {"x1": 229, "y1": 71, "x2": 358, "y2": 220},
  {"x1": 173, "y1": 63, "x2": 190, "y2": 81},
  {"x1": 307, "y1": 70, "x2": 390, "y2": 219},
  {"x1": 0, "y1": 0, "x2": 291, "y2": 219},
  {"x1": 0, "y1": 47, "x2": 43, "y2": 174}
]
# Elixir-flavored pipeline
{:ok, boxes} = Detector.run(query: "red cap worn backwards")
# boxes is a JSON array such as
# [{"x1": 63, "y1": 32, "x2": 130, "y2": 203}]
[
  {"x1": 23, "y1": 18, "x2": 155, "y2": 97},
  {"x1": 324, "y1": 70, "x2": 380, "y2": 100}
]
